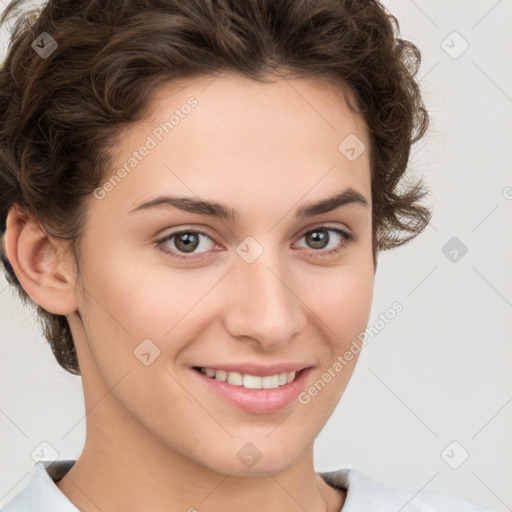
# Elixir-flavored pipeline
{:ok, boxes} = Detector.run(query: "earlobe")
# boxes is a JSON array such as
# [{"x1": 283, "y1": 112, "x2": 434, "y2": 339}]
[{"x1": 4, "y1": 205, "x2": 78, "y2": 315}]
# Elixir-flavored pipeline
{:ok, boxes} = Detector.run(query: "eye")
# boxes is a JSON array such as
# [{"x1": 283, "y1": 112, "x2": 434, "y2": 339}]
[
  {"x1": 155, "y1": 229, "x2": 217, "y2": 260},
  {"x1": 154, "y1": 224, "x2": 355, "y2": 261},
  {"x1": 294, "y1": 225, "x2": 355, "y2": 258}
]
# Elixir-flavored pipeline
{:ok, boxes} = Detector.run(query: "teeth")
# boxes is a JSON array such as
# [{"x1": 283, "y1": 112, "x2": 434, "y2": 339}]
[
  {"x1": 243, "y1": 374, "x2": 262, "y2": 389},
  {"x1": 215, "y1": 369, "x2": 227, "y2": 382},
  {"x1": 199, "y1": 367, "x2": 298, "y2": 389},
  {"x1": 261, "y1": 375, "x2": 279, "y2": 389},
  {"x1": 227, "y1": 371, "x2": 243, "y2": 386}
]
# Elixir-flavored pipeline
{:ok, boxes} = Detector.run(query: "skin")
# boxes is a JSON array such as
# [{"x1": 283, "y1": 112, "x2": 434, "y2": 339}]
[{"x1": 4, "y1": 72, "x2": 376, "y2": 512}]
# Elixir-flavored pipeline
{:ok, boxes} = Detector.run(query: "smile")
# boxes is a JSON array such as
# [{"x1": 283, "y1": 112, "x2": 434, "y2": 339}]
[
  {"x1": 192, "y1": 365, "x2": 313, "y2": 414},
  {"x1": 196, "y1": 366, "x2": 300, "y2": 389}
]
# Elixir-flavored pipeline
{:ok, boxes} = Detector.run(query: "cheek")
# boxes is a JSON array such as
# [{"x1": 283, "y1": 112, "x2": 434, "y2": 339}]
[
  {"x1": 306, "y1": 259, "x2": 374, "y2": 341},
  {"x1": 76, "y1": 244, "x2": 230, "y2": 372},
  {"x1": 296, "y1": 266, "x2": 373, "y2": 413}
]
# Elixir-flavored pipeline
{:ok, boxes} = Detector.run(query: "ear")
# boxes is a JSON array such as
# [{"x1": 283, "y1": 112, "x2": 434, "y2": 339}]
[{"x1": 3, "y1": 204, "x2": 78, "y2": 315}]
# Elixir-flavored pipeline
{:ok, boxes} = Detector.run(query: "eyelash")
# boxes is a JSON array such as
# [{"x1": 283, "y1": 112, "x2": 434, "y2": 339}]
[{"x1": 154, "y1": 225, "x2": 355, "y2": 261}]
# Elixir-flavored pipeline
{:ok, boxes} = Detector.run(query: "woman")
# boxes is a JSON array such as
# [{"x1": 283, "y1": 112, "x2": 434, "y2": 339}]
[{"x1": 0, "y1": 0, "x2": 497, "y2": 510}]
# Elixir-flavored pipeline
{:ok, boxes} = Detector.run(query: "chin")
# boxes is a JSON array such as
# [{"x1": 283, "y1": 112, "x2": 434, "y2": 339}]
[{"x1": 198, "y1": 438, "x2": 307, "y2": 478}]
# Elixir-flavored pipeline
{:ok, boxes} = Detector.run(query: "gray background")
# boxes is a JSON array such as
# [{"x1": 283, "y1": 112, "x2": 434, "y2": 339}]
[{"x1": 1, "y1": 0, "x2": 511, "y2": 510}]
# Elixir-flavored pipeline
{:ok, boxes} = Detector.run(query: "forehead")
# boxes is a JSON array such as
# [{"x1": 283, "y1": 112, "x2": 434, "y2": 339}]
[
  {"x1": 93, "y1": 72, "x2": 371, "y2": 223},
  {"x1": 145, "y1": 71, "x2": 367, "y2": 147}
]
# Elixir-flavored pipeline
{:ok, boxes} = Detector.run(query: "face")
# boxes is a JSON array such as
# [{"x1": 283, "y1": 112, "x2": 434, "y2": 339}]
[{"x1": 67, "y1": 72, "x2": 375, "y2": 477}]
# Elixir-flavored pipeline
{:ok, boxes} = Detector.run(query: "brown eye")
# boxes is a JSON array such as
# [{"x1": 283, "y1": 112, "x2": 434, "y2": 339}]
[
  {"x1": 295, "y1": 226, "x2": 355, "y2": 257},
  {"x1": 304, "y1": 229, "x2": 330, "y2": 250},
  {"x1": 155, "y1": 225, "x2": 355, "y2": 262},
  {"x1": 174, "y1": 232, "x2": 200, "y2": 253},
  {"x1": 156, "y1": 230, "x2": 216, "y2": 259}
]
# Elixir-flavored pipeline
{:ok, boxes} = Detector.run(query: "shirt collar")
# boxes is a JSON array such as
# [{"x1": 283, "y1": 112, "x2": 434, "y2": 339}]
[{"x1": 2, "y1": 460, "x2": 79, "y2": 512}]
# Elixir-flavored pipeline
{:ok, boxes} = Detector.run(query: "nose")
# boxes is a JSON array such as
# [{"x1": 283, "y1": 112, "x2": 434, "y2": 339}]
[{"x1": 222, "y1": 249, "x2": 308, "y2": 351}]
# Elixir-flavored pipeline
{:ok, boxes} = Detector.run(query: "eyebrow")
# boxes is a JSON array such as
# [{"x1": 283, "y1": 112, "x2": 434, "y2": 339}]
[{"x1": 129, "y1": 187, "x2": 369, "y2": 222}]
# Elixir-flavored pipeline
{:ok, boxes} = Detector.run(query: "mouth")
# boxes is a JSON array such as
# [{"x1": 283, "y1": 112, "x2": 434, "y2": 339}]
[
  {"x1": 192, "y1": 366, "x2": 306, "y2": 390},
  {"x1": 191, "y1": 365, "x2": 313, "y2": 414}
]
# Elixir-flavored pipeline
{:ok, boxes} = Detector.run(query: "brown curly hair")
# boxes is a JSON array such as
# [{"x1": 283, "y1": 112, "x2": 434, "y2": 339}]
[{"x1": 0, "y1": 0, "x2": 432, "y2": 376}]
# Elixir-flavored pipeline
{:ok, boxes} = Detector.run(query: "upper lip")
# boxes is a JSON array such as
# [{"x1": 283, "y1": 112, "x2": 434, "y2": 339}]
[{"x1": 193, "y1": 363, "x2": 313, "y2": 377}]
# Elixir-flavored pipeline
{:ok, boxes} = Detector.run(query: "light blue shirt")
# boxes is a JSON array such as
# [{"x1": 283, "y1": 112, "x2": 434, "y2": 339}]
[{"x1": 0, "y1": 460, "x2": 497, "y2": 511}]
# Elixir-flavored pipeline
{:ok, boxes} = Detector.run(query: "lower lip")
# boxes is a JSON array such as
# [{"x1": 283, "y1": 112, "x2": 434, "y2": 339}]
[{"x1": 192, "y1": 367, "x2": 313, "y2": 414}]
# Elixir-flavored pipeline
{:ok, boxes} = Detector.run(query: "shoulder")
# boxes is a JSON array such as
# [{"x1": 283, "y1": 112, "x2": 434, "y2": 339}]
[{"x1": 318, "y1": 468, "x2": 498, "y2": 512}]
